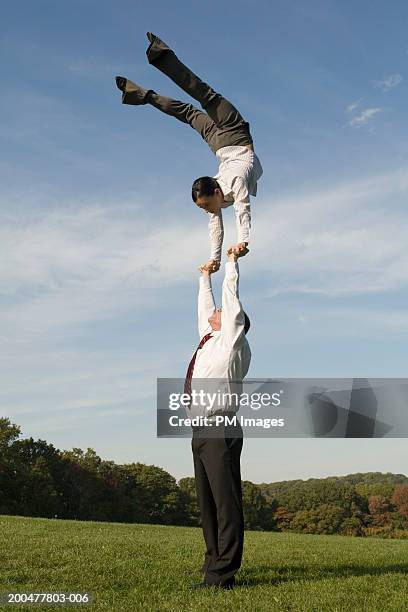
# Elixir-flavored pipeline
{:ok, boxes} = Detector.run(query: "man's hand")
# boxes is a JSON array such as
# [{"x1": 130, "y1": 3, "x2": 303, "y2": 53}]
[
  {"x1": 227, "y1": 243, "x2": 249, "y2": 258},
  {"x1": 227, "y1": 249, "x2": 238, "y2": 263},
  {"x1": 198, "y1": 259, "x2": 220, "y2": 274}
]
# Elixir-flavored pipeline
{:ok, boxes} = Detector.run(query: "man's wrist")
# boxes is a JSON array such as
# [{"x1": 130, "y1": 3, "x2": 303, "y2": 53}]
[
  {"x1": 225, "y1": 260, "x2": 239, "y2": 274},
  {"x1": 199, "y1": 259, "x2": 220, "y2": 275}
]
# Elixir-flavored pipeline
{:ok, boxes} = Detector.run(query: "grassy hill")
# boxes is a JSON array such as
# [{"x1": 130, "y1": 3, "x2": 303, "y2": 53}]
[{"x1": 1, "y1": 515, "x2": 408, "y2": 611}]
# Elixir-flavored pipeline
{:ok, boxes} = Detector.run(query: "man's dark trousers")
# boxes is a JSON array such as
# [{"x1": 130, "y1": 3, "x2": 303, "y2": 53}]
[
  {"x1": 144, "y1": 35, "x2": 253, "y2": 154},
  {"x1": 191, "y1": 421, "x2": 244, "y2": 586}
]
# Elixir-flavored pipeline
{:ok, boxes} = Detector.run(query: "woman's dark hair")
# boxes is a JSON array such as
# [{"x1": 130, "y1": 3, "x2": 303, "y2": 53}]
[
  {"x1": 244, "y1": 312, "x2": 251, "y2": 335},
  {"x1": 192, "y1": 176, "x2": 219, "y2": 202}
]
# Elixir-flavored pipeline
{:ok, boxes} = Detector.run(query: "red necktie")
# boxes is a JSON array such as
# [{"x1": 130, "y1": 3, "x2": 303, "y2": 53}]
[{"x1": 184, "y1": 333, "x2": 213, "y2": 398}]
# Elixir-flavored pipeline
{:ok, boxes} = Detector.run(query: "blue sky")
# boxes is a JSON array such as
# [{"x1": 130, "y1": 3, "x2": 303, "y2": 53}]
[{"x1": 1, "y1": 0, "x2": 407, "y2": 482}]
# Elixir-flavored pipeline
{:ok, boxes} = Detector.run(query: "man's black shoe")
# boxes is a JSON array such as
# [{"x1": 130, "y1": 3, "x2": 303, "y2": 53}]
[
  {"x1": 114, "y1": 76, "x2": 151, "y2": 105},
  {"x1": 115, "y1": 76, "x2": 127, "y2": 92},
  {"x1": 189, "y1": 582, "x2": 211, "y2": 591},
  {"x1": 189, "y1": 579, "x2": 235, "y2": 591},
  {"x1": 146, "y1": 32, "x2": 171, "y2": 65}
]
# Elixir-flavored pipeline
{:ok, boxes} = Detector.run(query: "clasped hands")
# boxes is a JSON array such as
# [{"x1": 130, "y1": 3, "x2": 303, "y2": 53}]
[{"x1": 199, "y1": 242, "x2": 249, "y2": 274}]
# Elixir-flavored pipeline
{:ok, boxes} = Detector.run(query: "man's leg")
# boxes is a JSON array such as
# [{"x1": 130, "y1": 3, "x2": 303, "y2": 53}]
[
  {"x1": 146, "y1": 33, "x2": 253, "y2": 149},
  {"x1": 192, "y1": 436, "x2": 219, "y2": 577},
  {"x1": 196, "y1": 426, "x2": 245, "y2": 587},
  {"x1": 115, "y1": 77, "x2": 219, "y2": 154},
  {"x1": 147, "y1": 92, "x2": 219, "y2": 154}
]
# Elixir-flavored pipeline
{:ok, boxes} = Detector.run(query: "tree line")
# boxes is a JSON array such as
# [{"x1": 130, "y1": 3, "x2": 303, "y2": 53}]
[{"x1": 1, "y1": 418, "x2": 407, "y2": 538}]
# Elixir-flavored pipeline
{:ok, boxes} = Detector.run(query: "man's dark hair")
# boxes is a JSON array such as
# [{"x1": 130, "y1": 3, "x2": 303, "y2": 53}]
[
  {"x1": 192, "y1": 176, "x2": 219, "y2": 203},
  {"x1": 244, "y1": 312, "x2": 251, "y2": 335}
]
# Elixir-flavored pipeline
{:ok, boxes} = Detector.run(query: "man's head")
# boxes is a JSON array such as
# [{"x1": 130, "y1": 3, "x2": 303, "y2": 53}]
[
  {"x1": 192, "y1": 177, "x2": 224, "y2": 214},
  {"x1": 208, "y1": 308, "x2": 251, "y2": 334}
]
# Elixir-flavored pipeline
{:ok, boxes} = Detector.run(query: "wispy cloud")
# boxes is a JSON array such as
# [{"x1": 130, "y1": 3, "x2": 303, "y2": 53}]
[
  {"x1": 346, "y1": 99, "x2": 362, "y2": 114},
  {"x1": 0, "y1": 202, "x2": 210, "y2": 343},
  {"x1": 349, "y1": 107, "x2": 383, "y2": 128},
  {"x1": 318, "y1": 307, "x2": 408, "y2": 331},
  {"x1": 373, "y1": 73, "x2": 403, "y2": 92},
  {"x1": 247, "y1": 166, "x2": 408, "y2": 295}
]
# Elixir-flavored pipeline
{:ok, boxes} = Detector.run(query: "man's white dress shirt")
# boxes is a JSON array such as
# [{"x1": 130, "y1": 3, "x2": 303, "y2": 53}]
[
  {"x1": 209, "y1": 145, "x2": 263, "y2": 261},
  {"x1": 187, "y1": 261, "x2": 251, "y2": 420}
]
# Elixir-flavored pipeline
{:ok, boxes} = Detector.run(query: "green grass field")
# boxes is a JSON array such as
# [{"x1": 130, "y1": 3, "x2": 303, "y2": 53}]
[{"x1": 1, "y1": 515, "x2": 408, "y2": 611}]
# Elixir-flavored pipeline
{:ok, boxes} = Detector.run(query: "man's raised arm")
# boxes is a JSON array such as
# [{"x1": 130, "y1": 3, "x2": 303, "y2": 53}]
[
  {"x1": 208, "y1": 210, "x2": 224, "y2": 264},
  {"x1": 220, "y1": 249, "x2": 246, "y2": 348},
  {"x1": 198, "y1": 268, "x2": 216, "y2": 338}
]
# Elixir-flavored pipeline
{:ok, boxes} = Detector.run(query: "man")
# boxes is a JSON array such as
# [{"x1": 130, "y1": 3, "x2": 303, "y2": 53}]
[
  {"x1": 184, "y1": 246, "x2": 251, "y2": 590},
  {"x1": 115, "y1": 32, "x2": 263, "y2": 273}
]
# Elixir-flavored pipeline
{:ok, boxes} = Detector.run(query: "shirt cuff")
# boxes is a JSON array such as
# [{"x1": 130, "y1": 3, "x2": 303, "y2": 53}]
[
  {"x1": 210, "y1": 249, "x2": 222, "y2": 262},
  {"x1": 238, "y1": 231, "x2": 250, "y2": 244},
  {"x1": 200, "y1": 274, "x2": 212, "y2": 286},
  {"x1": 225, "y1": 261, "x2": 239, "y2": 276}
]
